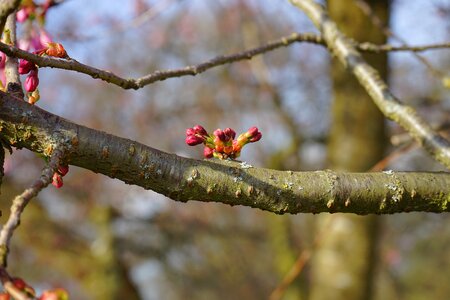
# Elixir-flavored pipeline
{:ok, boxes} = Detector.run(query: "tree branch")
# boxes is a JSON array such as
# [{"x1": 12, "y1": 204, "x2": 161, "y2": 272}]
[
  {"x1": 4, "y1": 13, "x2": 24, "y2": 99},
  {"x1": 0, "y1": 0, "x2": 20, "y2": 34},
  {"x1": 0, "y1": 33, "x2": 447, "y2": 90},
  {"x1": 289, "y1": 0, "x2": 450, "y2": 169},
  {"x1": 0, "y1": 91, "x2": 448, "y2": 215},
  {"x1": 0, "y1": 144, "x2": 64, "y2": 267},
  {"x1": 0, "y1": 33, "x2": 324, "y2": 89}
]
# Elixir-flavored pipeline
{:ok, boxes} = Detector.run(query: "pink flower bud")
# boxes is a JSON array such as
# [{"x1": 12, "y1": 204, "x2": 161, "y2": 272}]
[
  {"x1": 223, "y1": 128, "x2": 236, "y2": 140},
  {"x1": 186, "y1": 135, "x2": 204, "y2": 146},
  {"x1": 16, "y1": 8, "x2": 29, "y2": 23},
  {"x1": 245, "y1": 126, "x2": 259, "y2": 138},
  {"x1": 0, "y1": 52, "x2": 5, "y2": 69},
  {"x1": 52, "y1": 173, "x2": 63, "y2": 188},
  {"x1": 25, "y1": 69, "x2": 39, "y2": 92},
  {"x1": 193, "y1": 125, "x2": 207, "y2": 136},
  {"x1": 250, "y1": 132, "x2": 262, "y2": 142},
  {"x1": 203, "y1": 146, "x2": 214, "y2": 158},
  {"x1": 18, "y1": 59, "x2": 36, "y2": 74},
  {"x1": 57, "y1": 165, "x2": 69, "y2": 176},
  {"x1": 186, "y1": 128, "x2": 196, "y2": 136},
  {"x1": 214, "y1": 129, "x2": 226, "y2": 142}
]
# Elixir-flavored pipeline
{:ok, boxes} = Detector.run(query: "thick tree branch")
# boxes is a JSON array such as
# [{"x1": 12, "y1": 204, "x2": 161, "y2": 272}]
[
  {"x1": 0, "y1": 145, "x2": 64, "y2": 267},
  {"x1": 289, "y1": 0, "x2": 450, "y2": 169},
  {"x1": 0, "y1": 34, "x2": 448, "y2": 90},
  {"x1": 0, "y1": 92, "x2": 448, "y2": 215}
]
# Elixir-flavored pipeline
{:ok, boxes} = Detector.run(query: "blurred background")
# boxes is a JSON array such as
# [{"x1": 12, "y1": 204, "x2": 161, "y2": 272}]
[{"x1": 1, "y1": 0, "x2": 450, "y2": 299}]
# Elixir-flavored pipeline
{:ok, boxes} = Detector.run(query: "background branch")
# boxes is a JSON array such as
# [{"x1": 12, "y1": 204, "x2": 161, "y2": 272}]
[
  {"x1": 289, "y1": 0, "x2": 450, "y2": 168},
  {"x1": 0, "y1": 146, "x2": 64, "y2": 267},
  {"x1": 0, "y1": 33, "x2": 447, "y2": 91}
]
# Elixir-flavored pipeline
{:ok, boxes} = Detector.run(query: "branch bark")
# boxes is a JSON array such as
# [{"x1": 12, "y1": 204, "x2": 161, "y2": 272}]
[
  {"x1": 0, "y1": 0, "x2": 20, "y2": 34},
  {"x1": 289, "y1": 0, "x2": 450, "y2": 169},
  {"x1": 0, "y1": 92, "x2": 448, "y2": 215}
]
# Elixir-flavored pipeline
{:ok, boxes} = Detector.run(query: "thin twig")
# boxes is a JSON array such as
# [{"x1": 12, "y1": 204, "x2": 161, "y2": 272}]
[
  {"x1": 0, "y1": 147, "x2": 64, "y2": 267},
  {"x1": 357, "y1": 42, "x2": 450, "y2": 53},
  {"x1": 354, "y1": 0, "x2": 447, "y2": 80},
  {"x1": 0, "y1": 33, "x2": 324, "y2": 89},
  {"x1": 0, "y1": 33, "x2": 448, "y2": 90}
]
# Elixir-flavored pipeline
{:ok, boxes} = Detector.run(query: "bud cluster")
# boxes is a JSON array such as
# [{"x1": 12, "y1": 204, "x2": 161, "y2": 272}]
[
  {"x1": 0, "y1": 276, "x2": 69, "y2": 300},
  {"x1": 18, "y1": 41, "x2": 67, "y2": 104},
  {"x1": 186, "y1": 125, "x2": 262, "y2": 159}
]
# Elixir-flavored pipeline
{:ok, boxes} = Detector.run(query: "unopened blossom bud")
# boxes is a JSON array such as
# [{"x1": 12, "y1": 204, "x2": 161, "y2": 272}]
[
  {"x1": 193, "y1": 125, "x2": 207, "y2": 136},
  {"x1": 18, "y1": 59, "x2": 36, "y2": 74},
  {"x1": 249, "y1": 131, "x2": 262, "y2": 142},
  {"x1": 186, "y1": 135, "x2": 204, "y2": 146},
  {"x1": 203, "y1": 146, "x2": 214, "y2": 158},
  {"x1": 223, "y1": 127, "x2": 236, "y2": 140},
  {"x1": 244, "y1": 126, "x2": 262, "y2": 142},
  {"x1": 245, "y1": 126, "x2": 259, "y2": 138},
  {"x1": 57, "y1": 165, "x2": 69, "y2": 176},
  {"x1": 25, "y1": 69, "x2": 39, "y2": 92},
  {"x1": 45, "y1": 42, "x2": 67, "y2": 58},
  {"x1": 28, "y1": 89, "x2": 40, "y2": 104},
  {"x1": 16, "y1": 8, "x2": 29, "y2": 23},
  {"x1": 52, "y1": 173, "x2": 63, "y2": 188},
  {"x1": 12, "y1": 278, "x2": 35, "y2": 297},
  {"x1": 0, "y1": 52, "x2": 5, "y2": 69},
  {"x1": 214, "y1": 129, "x2": 226, "y2": 142}
]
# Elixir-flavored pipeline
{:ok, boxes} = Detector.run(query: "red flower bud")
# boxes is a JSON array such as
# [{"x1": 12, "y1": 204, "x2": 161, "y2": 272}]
[
  {"x1": 52, "y1": 173, "x2": 63, "y2": 188},
  {"x1": 186, "y1": 135, "x2": 204, "y2": 146},
  {"x1": 203, "y1": 146, "x2": 214, "y2": 158},
  {"x1": 245, "y1": 126, "x2": 259, "y2": 138},
  {"x1": 25, "y1": 70, "x2": 39, "y2": 92},
  {"x1": 12, "y1": 278, "x2": 35, "y2": 297},
  {"x1": 250, "y1": 132, "x2": 262, "y2": 142},
  {"x1": 186, "y1": 128, "x2": 196, "y2": 136},
  {"x1": 193, "y1": 125, "x2": 207, "y2": 136},
  {"x1": 58, "y1": 165, "x2": 69, "y2": 176},
  {"x1": 223, "y1": 128, "x2": 236, "y2": 140},
  {"x1": 12, "y1": 278, "x2": 26, "y2": 290},
  {"x1": 0, "y1": 52, "x2": 5, "y2": 69},
  {"x1": 214, "y1": 129, "x2": 226, "y2": 142},
  {"x1": 18, "y1": 59, "x2": 36, "y2": 74}
]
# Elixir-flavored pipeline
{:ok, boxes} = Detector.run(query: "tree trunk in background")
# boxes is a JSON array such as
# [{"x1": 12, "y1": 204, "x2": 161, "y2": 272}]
[{"x1": 309, "y1": 1, "x2": 389, "y2": 299}]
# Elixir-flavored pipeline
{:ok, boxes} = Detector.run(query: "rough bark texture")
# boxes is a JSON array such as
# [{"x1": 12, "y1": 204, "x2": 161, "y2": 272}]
[
  {"x1": 0, "y1": 92, "x2": 449, "y2": 215},
  {"x1": 310, "y1": 1, "x2": 388, "y2": 299}
]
